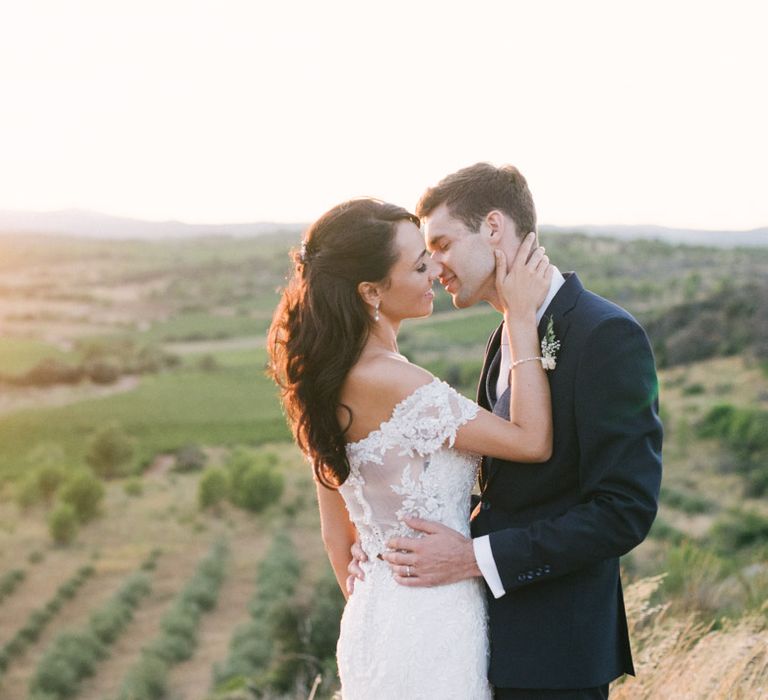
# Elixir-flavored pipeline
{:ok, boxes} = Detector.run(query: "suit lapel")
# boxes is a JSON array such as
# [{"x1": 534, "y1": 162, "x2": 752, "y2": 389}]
[
  {"x1": 477, "y1": 322, "x2": 504, "y2": 411},
  {"x1": 477, "y1": 322, "x2": 504, "y2": 492}
]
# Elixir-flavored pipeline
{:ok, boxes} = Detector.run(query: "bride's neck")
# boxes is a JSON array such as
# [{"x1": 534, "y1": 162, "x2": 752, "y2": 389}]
[{"x1": 366, "y1": 318, "x2": 400, "y2": 355}]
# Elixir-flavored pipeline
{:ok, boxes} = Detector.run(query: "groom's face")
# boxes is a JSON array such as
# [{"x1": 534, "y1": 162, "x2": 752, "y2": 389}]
[{"x1": 424, "y1": 204, "x2": 496, "y2": 309}]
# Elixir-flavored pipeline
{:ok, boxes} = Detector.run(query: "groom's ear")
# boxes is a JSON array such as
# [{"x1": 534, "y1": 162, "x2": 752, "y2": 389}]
[
  {"x1": 483, "y1": 210, "x2": 505, "y2": 247},
  {"x1": 357, "y1": 281, "x2": 380, "y2": 307}
]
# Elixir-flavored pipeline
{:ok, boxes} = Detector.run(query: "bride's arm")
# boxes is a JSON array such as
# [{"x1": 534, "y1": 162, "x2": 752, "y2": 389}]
[{"x1": 316, "y1": 480, "x2": 357, "y2": 600}]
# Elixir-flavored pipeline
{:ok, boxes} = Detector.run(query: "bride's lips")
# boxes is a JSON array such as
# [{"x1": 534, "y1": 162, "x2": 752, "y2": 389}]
[{"x1": 425, "y1": 289, "x2": 435, "y2": 300}]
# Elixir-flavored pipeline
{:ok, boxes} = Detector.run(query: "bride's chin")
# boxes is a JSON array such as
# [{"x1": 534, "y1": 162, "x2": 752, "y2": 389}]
[{"x1": 415, "y1": 303, "x2": 434, "y2": 319}]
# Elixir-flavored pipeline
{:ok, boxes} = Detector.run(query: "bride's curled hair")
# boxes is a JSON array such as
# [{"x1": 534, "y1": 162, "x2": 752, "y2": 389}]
[{"x1": 267, "y1": 199, "x2": 419, "y2": 488}]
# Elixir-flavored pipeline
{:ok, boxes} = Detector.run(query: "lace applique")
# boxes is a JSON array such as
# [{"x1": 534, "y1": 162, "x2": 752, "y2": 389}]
[
  {"x1": 391, "y1": 461, "x2": 443, "y2": 523},
  {"x1": 346, "y1": 378, "x2": 479, "y2": 466}
]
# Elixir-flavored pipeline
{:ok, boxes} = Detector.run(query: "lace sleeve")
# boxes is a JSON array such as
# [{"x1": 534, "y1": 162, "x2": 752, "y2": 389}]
[{"x1": 385, "y1": 377, "x2": 479, "y2": 456}]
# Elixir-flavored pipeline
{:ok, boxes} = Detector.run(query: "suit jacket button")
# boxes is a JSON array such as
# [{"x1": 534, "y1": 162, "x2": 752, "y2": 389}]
[{"x1": 481, "y1": 501, "x2": 491, "y2": 511}]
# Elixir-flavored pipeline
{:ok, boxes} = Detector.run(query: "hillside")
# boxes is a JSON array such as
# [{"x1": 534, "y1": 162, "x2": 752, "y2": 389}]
[{"x1": 0, "y1": 231, "x2": 766, "y2": 698}]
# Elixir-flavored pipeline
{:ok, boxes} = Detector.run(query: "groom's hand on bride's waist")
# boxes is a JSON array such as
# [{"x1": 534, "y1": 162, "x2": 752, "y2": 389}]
[{"x1": 383, "y1": 517, "x2": 481, "y2": 587}]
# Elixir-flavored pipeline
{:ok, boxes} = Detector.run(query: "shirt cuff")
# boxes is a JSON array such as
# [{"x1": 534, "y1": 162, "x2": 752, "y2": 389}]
[{"x1": 472, "y1": 535, "x2": 506, "y2": 599}]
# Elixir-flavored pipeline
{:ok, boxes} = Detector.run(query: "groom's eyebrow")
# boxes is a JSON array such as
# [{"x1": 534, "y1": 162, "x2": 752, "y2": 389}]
[{"x1": 426, "y1": 234, "x2": 442, "y2": 251}]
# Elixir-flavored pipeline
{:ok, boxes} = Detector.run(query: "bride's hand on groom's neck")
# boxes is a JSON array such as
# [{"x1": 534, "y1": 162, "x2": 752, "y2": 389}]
[{"x1": 495, "y1": 232, "x2": 552, "y2": 320}]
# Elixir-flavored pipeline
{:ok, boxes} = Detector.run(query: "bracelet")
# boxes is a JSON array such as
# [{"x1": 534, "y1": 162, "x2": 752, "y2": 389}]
[{"x1": 510, "y1": 356, "x2": 544, "y2": 369}]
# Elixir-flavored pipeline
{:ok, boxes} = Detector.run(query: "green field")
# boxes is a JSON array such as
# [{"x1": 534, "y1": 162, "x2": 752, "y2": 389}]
[
  {"x1": 0, "y1": 338, "x2": 70, "y2": 375},
  {"x1": 0, "y1": 349, "x2": 288, "y2": 481}
]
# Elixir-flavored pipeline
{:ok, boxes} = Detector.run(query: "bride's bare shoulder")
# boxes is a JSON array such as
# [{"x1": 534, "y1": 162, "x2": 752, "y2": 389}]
[
  {"x1": 340, "y1": 355, "x2": 436, "y2": 440},
  {"x1": 345, "y1": 354, "x2": 434, "y2": 402}
]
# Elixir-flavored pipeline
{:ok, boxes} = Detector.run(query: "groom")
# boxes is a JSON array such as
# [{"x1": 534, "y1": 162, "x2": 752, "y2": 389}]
[{"x1": 353, "y1": 163, "x2": 663, "y2": 699}]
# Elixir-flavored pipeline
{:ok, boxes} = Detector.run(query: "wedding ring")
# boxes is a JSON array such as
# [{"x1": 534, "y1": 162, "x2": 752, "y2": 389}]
[{"x1": 406, "y1": 565, "x2": 412, "y2": 577}]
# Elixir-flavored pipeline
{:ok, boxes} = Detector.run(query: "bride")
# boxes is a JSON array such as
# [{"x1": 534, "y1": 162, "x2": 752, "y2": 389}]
[{"x1": 267, "y1": 198, "x2": 552, "y2": 699}]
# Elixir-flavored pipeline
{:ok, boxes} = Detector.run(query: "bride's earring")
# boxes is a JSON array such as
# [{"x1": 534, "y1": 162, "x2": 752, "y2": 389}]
[{"x1": 374, "y1": 302, "x2": 380, "y2": 322}]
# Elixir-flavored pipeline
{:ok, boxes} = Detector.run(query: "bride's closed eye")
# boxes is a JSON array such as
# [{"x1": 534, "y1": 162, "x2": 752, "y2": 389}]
[{"x1": 416, "y1": 263, "x2": 428, "y2": 273}]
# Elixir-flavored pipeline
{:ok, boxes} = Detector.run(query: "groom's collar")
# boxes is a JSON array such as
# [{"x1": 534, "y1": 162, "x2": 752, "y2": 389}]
[
  {"x1": 488, "y1": 271, "x2": 583, "y2": 354},
  {"x1": 537, "y1": 271, "x2": 583, "y2": 336},
  {"x1": 536, "y1": 266, "x2": 566, "y2": 325}
]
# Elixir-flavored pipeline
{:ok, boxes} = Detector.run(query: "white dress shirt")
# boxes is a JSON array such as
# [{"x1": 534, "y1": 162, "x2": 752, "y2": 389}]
[{"x1": 472, "y1": 266, "x2": 565, "y2": 598}]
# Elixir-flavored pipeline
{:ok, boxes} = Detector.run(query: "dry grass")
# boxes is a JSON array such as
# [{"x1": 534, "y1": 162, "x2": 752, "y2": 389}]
[{"x1": 612, "y1": 576, "x2": 768, "y2": 699}]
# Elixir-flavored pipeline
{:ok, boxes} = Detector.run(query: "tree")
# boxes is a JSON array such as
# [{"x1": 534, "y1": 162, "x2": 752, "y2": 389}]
[
  {"x1": 86, "y1": 424, "x2": 134, "y2": 478},
  {"x1": 175, "y1": 444, "x2": 207, "y2": 472},
  {"x1": 198, "y1": 469, "x2": 229, "y2": 510},
  {"x1": 61, "y1": 470, "x2": 105, "y2": 522},
  {"x1": 49, "y1": 503, "x2": 78, "y2": 544}
]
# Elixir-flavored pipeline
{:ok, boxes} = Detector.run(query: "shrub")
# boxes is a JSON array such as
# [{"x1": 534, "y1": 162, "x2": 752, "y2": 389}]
[
  {"x1": 86, "y1": 423, "x2": 135, "y2": 478},
  {"x1": 198, "y1": 468, "x2": 229, "y2": 510},
  {"x1": 659, "y1": 486, "x2": 714, "y2": 515},
  {"x1": 225, "y1": 449, "x2": 283, "y2": 513},
  {"x1": 698, "y1": 404, "x2": 768, "y2": 455},
  {"x1": 682, "y1": 382, "x2": 705, "y2": 396},
  {"x1": 35, "y1": 465, "x2": 68, "y2": 503},
  {"x1": 119, "y1": 539, "x2": 228, "y2": 693},
  {"x1": 711, "y1": 509, "x2": 768, "y2": 552},
  {"x1": 744, "y1": 465, "x2": 768, "y2": 498},
  {"x1": 237, "y1": 463, "x2": 284, "y2": 513},
  {"x1": 48, "y1": 503, "x2": 78, "y2": 545},
  {"x1": 215, "y1": 532, "x2": 301, "y2": 692},
  {"x1": 0, "y1": 568, "x2": 25, "y2": 602},
  {"x1": 60, "y1": 470, "x2": 105, "y2": 523},
  {"x1": 89, "y1": 574, "x2": 150, "y2": 645},
  {"x1": 1, "y1": 565, "x2": 95, "y2": 664},
  {"x1": 15, "y1": 476, "x2": 41, "y2": 510},
  {"x1": 306, "y1": 566, "x2": 345, "y2": 662},
  {"x1": 28, "y1": 550, "x2": 44, "y2": 564},
  {"x1": 117, "y1": 655, "x2": 168, "y2": 700},
  {"x1": 83, "y1": 359, "x2": 120, "y2": 384},
  {"x1": 662, "y1": 541, "x2": 725, "y2": 614},
  {"x1": 174, "y1": 444, "x2": 207, "y2": 472},
  {"x1": 647, "y1": 516, "x2": 686, "y2": 545},
  {"x1": 18, "y1": 359, "x2": 83, "y2": 387},
  {"x1": 197, "y1": 354, "x2": 219, "y2": 372},
  {"x1": 123, "y1": 477, "x2": 143, "y2": 497},
  {"x1": 29, "y1": 630, "x2": 106, "y2": 698},
  {"x1": 141, "y1": 548, "x2": 163, "y2": 571},
  {"x1": 28, "y1": 569, "x2": 150, "y2": 699}
]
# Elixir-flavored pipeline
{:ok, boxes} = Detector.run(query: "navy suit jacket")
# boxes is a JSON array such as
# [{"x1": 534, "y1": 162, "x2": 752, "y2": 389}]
[{"x1": 471, "y1": 272, "x2": 663, "y2": 689}]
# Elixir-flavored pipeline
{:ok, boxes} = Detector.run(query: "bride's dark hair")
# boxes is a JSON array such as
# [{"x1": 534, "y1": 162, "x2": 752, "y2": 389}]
[{"x1": 267, "y1": 198, "x2": 420, "y2": 488}]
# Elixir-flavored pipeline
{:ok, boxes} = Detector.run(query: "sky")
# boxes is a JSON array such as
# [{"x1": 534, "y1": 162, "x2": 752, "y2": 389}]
[{"x1": 0, "y1": 0, "x2": 766, "y2": 229}]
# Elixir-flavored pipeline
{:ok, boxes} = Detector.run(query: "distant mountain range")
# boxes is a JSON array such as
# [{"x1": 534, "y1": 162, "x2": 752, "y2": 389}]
[
  {"x1": 540, "y1": 224, "x2": 768, "y2": 248},
  {"x1": 0, "y1": 209, "x2": 304, "y2": 239},
  {"x1": 0, "y1": 209, "x2": 766, "y2": 248}
]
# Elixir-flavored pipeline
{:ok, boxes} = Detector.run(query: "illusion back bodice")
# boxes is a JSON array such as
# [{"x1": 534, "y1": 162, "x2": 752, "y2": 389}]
[{"x1": 340, "y1": 378, "x2": 481, "y2": 559}]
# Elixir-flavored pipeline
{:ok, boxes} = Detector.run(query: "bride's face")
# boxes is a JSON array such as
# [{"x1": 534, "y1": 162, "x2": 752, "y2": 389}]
[{"x1": 378, "y1": 220, "x2": 440, "y2": 322}]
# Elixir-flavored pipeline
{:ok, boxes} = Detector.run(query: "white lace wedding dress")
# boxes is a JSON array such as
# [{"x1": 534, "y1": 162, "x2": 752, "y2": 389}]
[{"x1": 336, "y1": 377, "x2": 492, "y2": 699}]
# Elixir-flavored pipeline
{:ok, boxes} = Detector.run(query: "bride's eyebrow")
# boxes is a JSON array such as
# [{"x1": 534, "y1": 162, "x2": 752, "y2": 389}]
[{"x1": 413, "y1": 250, "x2": 427, "y2": 266}]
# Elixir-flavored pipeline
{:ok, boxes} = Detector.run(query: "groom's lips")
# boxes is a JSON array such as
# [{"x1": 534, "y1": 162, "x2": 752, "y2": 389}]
[{"x1": 441, "y1": 275, "x2": 457, "y2": 292}]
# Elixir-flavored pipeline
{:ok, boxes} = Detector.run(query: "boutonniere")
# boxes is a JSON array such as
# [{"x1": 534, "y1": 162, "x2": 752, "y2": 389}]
[
  {"x1": 510, "y1": 315, "x2": 561, "y2": 373},
  {"x1": 540, "y1": 315, "x2": 561, "y2": 370}
]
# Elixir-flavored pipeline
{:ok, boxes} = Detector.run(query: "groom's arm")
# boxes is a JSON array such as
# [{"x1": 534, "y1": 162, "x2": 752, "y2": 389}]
[
  {"x1": 384, "y1": 316, "x2": 661, "y2": 592},
  {"x1": 487, "y1": 316, "x2": 662, "y2": 593}
]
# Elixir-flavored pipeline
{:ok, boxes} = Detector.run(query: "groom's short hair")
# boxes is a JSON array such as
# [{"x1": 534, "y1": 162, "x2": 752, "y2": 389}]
[{"x1": 416, "y1": 162, "x2": 536, "y2": 238}]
